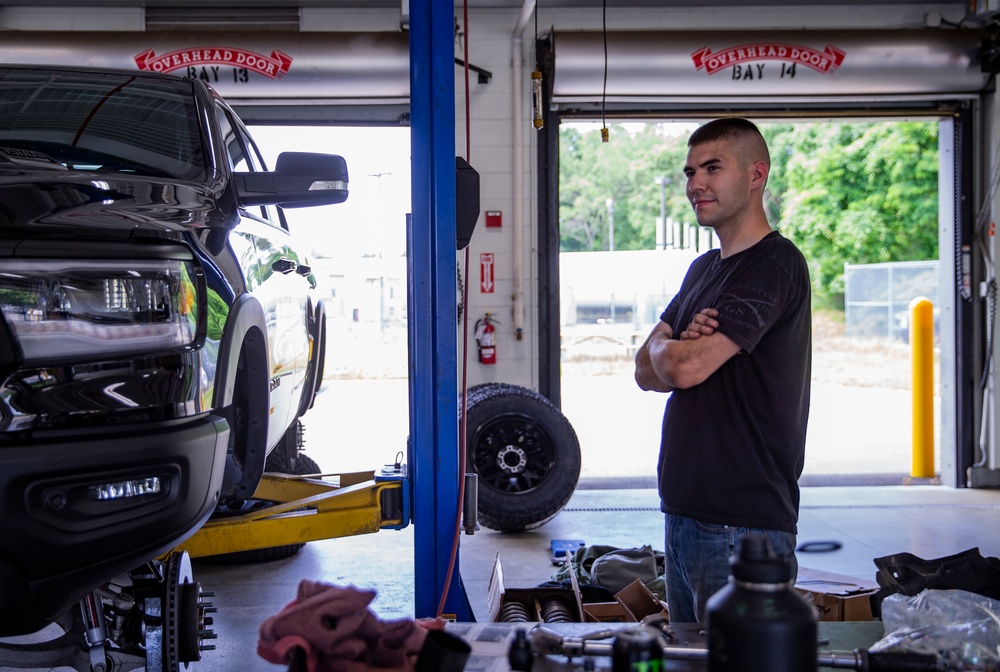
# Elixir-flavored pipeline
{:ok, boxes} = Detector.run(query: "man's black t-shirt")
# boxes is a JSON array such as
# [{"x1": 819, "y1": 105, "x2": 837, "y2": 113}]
[{"x1": 658, "y1": 230, "x2": 811, "y2": 534}]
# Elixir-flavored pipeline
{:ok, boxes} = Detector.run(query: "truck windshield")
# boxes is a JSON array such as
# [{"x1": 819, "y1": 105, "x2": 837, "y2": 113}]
[{"x1": 0, "y1": 68, "x2": 209, "y2": 182}]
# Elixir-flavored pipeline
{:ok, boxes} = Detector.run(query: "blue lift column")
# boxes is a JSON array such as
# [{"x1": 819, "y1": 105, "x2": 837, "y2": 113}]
[{"x1": 408, "y1": 0, "x2": 474, "y2": 620}]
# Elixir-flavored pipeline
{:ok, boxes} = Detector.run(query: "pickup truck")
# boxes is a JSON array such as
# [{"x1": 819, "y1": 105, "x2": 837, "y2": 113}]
[{"x1": 0, "y1": 64, "x2": 347, "y2": 652}]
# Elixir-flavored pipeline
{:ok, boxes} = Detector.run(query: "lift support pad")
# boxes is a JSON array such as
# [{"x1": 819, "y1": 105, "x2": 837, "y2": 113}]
[{"x1": 169, "y1": 466, "x2": 410, "y2": 559}]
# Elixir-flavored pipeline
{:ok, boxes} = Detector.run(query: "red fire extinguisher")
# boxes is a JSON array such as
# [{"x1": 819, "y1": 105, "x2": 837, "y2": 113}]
[{"x1": 474, "y1": 313, "x2": 498, "y2": 365}]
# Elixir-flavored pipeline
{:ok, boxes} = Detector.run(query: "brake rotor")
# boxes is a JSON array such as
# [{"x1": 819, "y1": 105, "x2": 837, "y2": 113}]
[{"x1": 159, "y1": 551, "x2": 217, "y2": 671}]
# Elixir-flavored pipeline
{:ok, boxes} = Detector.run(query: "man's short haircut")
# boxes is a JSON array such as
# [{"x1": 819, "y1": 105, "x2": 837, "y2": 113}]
[{"x1": 689, "y1": 117, "x2": 770, "y2": 167}]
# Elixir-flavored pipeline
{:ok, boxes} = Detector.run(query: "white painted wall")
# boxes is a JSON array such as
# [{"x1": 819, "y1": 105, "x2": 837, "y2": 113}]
[{"x1": 455, "y1": 8, "x2": 536, "y2": 388}]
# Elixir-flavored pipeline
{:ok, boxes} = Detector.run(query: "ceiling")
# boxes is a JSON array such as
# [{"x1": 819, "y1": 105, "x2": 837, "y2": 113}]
[
  {"x1": 0, "y1": 1, "x2": 987, "y2": 33},
  {"x1": 0, "y1": 0, "x2": 975, "y2": 8}
]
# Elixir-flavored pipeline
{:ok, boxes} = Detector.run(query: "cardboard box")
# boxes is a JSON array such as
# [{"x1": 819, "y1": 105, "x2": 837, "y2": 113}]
[
  {"x1": 613, "y1": 579, "x2": 670, "y2": 622},
  {"x1": 488, "y1": 553, "x2": 582, "y2": 623},
  {"x1": 488, "y1": 554, "x2": 669, "y2": 623},
  {"x1": 794, "y1": 567, "x2": 878, "y2": 621},
  {"x1": 581, "y1": 601, "x2": 630, "y2": 622}
]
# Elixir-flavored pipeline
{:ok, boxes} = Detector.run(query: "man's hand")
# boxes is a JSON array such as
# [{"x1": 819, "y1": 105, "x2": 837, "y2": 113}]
[
  {"x1": 679, "y1": 308, "x2": 719, "y2": 340},
  {"x1": 635, "y1": 321, "x2": 674, "y2": 393},
  {"x1": 638, "y1": 309, "x2": 742, "y2": 390}
]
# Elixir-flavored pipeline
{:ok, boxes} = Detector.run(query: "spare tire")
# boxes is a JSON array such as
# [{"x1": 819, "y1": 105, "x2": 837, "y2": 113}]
[{"x1": 465, "y1": 383, "x2": 581, "y2": 533}]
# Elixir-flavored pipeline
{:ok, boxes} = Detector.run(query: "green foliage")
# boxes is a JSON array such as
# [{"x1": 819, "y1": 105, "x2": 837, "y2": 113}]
[
  {"x1": 774, "y1": 121, "x2": 938, "y2": 303},
  {"x1": 559, "y1": 123, "x2": 690, "y2": 252},
  {"x1": 206, "y1": 289, "x2": 228, "y2": 342},
  {"x1": 559, "y1": 120, "x2": 940, "y2": 304}
]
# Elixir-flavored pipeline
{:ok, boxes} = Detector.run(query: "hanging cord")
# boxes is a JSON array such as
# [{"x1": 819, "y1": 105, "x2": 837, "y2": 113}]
[
  {"x1": 982, "y1": 279, "x2": 997, "y2": 391},
  {"x1": 600, "y1": 0, "x2": 609, "y2": 142},
  {"x1": 437, "y1": 0, "x2": 473, "y2": 619},
  {"x1": 463, "y1": 0, "x2": 472, "y2": 164}
]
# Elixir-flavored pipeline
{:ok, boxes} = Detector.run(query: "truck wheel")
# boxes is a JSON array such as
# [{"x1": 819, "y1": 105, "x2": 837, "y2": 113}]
[
  {"x1": 204, "y1": 429, "x2": 320, "y2": 564},
  {"x1": 264, "y1": 420, "x2": 308, "y2": 474},
  {"x1": 465, "y1": 383, "x2": 581, "y2": 533}
]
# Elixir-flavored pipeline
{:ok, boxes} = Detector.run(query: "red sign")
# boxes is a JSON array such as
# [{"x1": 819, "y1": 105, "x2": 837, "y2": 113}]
[
  {"x1": 134, "y1": 47, "x2": 293, "y2": 79},
  {"x1": 480, "y1": 253, "x2": 495, "y2": 294},
  {"x1": 486, "y1": 210, "x2": 502, "y2": 228},
  {"x1": 691, "y1": 42, "x2": 845, "y2": 75}
]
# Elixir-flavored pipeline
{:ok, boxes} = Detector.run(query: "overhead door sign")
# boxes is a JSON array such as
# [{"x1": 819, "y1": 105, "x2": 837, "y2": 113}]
[
  {"x1": 551, "y1": 31, "x2": 983, "y2": 99},
  {"x1": 692, "y1": 41, "x2": 846, "y2": 79},
  {"x1": 134, "y1": 47, "x2": 293, "y2": 79},
  {"x1": 480, "y1": 253, "x2": 495, "y2": 294}
]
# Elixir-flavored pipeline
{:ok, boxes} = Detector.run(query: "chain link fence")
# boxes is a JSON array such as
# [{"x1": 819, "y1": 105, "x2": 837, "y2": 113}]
[{"x1": 844, "y1": 260, "x2": 939, "y2": 341}]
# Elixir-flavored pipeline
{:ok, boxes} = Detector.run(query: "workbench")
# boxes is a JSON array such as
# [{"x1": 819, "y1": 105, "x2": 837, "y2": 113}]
[{"x1": 443, "y1": 621, "x2": 886, "y2": 672}]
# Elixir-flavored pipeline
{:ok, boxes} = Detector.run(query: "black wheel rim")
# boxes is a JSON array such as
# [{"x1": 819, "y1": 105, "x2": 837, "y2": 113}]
[{"x1": 471, "y1": 412, "x2": 557, "y2": 494}]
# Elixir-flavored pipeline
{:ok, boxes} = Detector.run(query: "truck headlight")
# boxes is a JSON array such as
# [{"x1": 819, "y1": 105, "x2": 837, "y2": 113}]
[{"x1": 0, "y1": 259, "x2": 202, "y2": 362}]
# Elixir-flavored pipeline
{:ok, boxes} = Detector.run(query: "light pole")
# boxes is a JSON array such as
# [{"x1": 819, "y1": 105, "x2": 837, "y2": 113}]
[
  {"x1": 605, "y1": 197, "x2": 615, "y2": 253},
  {"x1": 369, "y1": 172, "x2": 391, "y2": 336},
  {"x1": 654, "y1": 175, "x2": 670, "y2": 249},
  {"x1": 606, "y1": 197, "x2": 615, "y2": 323}
]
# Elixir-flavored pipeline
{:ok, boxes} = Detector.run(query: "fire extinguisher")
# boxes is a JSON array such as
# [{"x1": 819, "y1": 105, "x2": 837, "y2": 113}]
[{"x1": 474, "y1": 313, "x2": 498, "y2": 365}]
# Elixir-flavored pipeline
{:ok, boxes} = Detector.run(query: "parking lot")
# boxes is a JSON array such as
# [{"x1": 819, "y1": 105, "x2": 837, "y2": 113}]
[{"x1": 307, "y1": 315, "x2": 932, "y2": 484}]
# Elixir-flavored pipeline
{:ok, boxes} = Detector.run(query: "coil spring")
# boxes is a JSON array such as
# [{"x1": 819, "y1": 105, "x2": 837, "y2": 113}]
[
  {"x1": 497, "y1": 601, "x2": 532, "y2": 622},
  {"x1": 540, "y1": 596, "x2": 574, "y2": 623}
]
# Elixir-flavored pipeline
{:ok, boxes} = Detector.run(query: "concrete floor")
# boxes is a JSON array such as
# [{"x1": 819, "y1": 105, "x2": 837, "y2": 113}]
[
  {"x1": 1, "y1": 376, "x2": 991, "y2": 671},
  {"x1": 3, "y1": 480, "x2": 1000, "y2": 671},
  {"x1": 190, "y1": 481, "x2": 1000, "y2": 672}
]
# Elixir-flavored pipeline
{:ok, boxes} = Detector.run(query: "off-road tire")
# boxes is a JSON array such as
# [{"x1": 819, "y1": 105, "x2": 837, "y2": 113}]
[
  {"x1": 464, "y1": 383, "x2": 581, "y2": 533},
  {"x1": 203, "y1": 447, "x2": 320, "y2": 564},
  {"x1": 265, "y1": 420, "x2": 308, "y2": 475}
]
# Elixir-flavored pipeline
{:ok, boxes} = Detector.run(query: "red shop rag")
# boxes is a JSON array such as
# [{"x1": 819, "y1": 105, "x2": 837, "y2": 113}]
[{"x1": 257, "y1": 580, "x2": 448, "y2": 672}]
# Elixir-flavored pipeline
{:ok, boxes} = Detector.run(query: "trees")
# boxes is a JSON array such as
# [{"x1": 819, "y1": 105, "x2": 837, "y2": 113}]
[
  {"x1": 769, "y1": 122, "x2": 938, "y2": 306},
  {"x1": 559, "y1": 123, "x2": 690, "y2": 252},
  {"x1": 558, "y1": 120, "x2": 940, "y2": 306}
]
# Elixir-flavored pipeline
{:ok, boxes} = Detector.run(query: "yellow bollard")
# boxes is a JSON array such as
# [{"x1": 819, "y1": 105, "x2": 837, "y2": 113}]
[{"x1": 910, "y1": 297, "x2": 935, "y2": 478}]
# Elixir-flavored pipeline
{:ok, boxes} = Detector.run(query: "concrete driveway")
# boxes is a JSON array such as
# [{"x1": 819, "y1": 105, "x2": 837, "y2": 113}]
[{"x1": 302, "y1": 372, "x2": 933, "y2": 484}]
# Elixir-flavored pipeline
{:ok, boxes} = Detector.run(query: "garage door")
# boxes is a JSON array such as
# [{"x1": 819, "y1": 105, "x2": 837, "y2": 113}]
[{"x1": 533, "y1": 28, "x2": 989, "y2": 487}]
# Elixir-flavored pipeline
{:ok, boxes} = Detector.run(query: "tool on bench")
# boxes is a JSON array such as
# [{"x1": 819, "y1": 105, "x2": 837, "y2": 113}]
[{"x1": 524, "y1": 623, "x2": 941, "y2": 672}]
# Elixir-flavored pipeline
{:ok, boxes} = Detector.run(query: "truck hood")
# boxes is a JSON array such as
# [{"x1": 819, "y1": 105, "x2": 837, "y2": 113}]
[{"x1": 0, "y1": 168, "x2": 230, "y2": 241}]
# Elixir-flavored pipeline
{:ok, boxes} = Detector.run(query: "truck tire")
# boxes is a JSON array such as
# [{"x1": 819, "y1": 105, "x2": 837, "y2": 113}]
[
  {"x1": 265, "y1": 420, "x2": 308, "y2": 475},
  {"x1": 204, "y1": 428, "x2": 320, "y2": 564},
  {"x1": 465, "y1": 383, "x2": 581, "y2": 533}
]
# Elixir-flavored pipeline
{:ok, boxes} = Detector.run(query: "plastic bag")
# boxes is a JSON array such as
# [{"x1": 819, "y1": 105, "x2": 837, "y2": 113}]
[{"x1": 870, "y1": 589, "x2": 1000, "y2": 671}]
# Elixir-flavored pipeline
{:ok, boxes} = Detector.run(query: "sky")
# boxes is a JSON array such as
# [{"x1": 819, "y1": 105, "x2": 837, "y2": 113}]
[
  {"x1": 247, "y1": 121, "x2": 698, "y2": 260},
  {"x1": 250, "y1": 125, "x2": 412, "y2": 260},
  {"x1": 562, "y1": 121, "x2": 700, "y2": 136}
]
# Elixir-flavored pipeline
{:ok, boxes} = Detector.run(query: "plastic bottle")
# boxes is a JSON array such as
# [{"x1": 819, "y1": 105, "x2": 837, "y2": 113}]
[
  {"x1": 508, "y1": 628, "x2": 533, "y2": 672},
  {"x1": 705, "y1": 534, "x2": 818, "y2": 672},
  {"x1": 612, "y1": 625, "x2": 664, "y2": 672}
]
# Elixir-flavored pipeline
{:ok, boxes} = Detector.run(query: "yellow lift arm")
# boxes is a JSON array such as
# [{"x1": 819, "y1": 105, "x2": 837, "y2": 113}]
[{"x1": 169, "y1": 466, "x2": 409, "y2": 560}]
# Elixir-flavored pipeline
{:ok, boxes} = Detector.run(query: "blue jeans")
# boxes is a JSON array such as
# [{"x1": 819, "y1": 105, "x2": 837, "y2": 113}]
[{"x1": 664, "y1": 513, "x2": 797, "y2": 624}]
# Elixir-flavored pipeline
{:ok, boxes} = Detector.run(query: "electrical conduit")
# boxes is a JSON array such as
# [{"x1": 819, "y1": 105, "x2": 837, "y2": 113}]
[{"x1": 511, "y1": 0, "x2": 535, "y2": 341}]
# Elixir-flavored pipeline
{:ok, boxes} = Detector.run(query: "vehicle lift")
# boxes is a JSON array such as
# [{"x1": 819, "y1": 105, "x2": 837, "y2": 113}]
[
  {"x1": 169, "y1": 464, "x2": 410, "y2": 560},
  {"x1": 172, "y1": 0, "x2": 474, "y2": 623}
]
